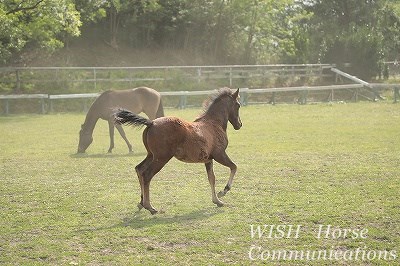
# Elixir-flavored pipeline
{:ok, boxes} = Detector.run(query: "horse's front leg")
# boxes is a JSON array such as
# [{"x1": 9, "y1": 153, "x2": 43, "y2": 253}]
[
  {"x1": 107, "y1": 120, "x2": 115, "y2": 153},
  {"x1": 213, "y1": 152, "x2": 237, "y2": 198},
  {"x1": 205, "y1": 161, "x2": 224, "y2": 207},
  {"x1": 115, "y1": 124, "x2": 133, "y2": 153}
]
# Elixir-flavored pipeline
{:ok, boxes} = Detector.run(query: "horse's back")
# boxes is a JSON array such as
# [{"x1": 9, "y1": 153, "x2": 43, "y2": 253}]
[
  {"x1": 94, "y1": 87, "x2": 161, "y2": 119},
  {"x1": 98, "y1": 87, "x2": 160, "y2": 102},
  {"x1": 145, "y1": 117, "x2": 215, "y2": 163}
]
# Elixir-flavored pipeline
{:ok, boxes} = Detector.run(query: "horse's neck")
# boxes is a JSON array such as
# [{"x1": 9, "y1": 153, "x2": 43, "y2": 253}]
[
  {"x1": 82, "y1": 108, "x2": 100, "y2": 134},
  {"x1": 201, "y1": 105, "x2": 229, "y2": 131}
]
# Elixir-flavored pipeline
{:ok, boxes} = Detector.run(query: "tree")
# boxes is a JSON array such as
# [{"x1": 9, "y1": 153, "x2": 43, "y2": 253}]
[
  {"x1": 300, "y1": 0, "x2": 400, "y2": 79},
  {"x1": 0, "y1": 0, "x2": 81, "y2": 65}
]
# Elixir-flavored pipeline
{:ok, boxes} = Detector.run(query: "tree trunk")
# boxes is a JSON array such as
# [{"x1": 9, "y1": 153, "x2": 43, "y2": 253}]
[
  {"x1": 109, "y1": 4, "x2": 119, "y2": 50},
  {"x1": 243, "y1": 0, "x2": 258, "y2": 64},
  {"x1": 214, "y1": 0, "x2": 226, "y2": 60}
]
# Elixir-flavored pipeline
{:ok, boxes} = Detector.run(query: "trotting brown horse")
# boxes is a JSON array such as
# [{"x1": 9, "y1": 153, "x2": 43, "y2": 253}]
[
  {"x1": 114, "y1": 88, "x2": 242, "y2": 214},
  {"x1": 77, "y1": 87, "x2": 164, "y2": 153}
]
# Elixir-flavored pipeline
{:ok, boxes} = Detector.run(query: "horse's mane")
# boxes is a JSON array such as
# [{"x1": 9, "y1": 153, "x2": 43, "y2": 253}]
[
  {"x1": 195, "y1": 88, "x2": 233, "y2": 120},
  {"x1": 203, "y1": 87, "x2": 233, "y2": 110}
]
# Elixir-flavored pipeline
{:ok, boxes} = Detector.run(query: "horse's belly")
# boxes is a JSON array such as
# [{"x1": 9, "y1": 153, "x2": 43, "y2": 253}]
[{"x1": 174, "y1": 144, "x2": 210, "y2": 163}]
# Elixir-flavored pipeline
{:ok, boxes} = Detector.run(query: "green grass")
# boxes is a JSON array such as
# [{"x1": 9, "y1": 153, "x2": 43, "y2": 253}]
[{"x1": 0, "y1": 103, "x2": 399, "y2": 265}]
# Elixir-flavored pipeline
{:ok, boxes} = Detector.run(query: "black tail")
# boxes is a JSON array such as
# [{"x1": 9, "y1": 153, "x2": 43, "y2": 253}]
[
  {"x1": 156, "y1": 99, "x2": 164, "y2": 118},
  {"x1": 114, "y1": 109, "x2": 153, "y2": 128}
]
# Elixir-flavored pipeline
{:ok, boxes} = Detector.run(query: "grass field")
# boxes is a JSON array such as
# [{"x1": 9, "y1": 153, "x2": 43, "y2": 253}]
[{"x1": 1, "y1": 102, "x2": 399, "y2": 265}]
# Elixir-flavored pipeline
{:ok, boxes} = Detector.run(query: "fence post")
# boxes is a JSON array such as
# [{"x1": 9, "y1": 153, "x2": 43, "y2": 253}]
[
  {"x1": 239, "y1": 90, "x2": 248, "y2": 106},
  {"x1": 41, "y1": 98, "x2": 45, "y2": 114},
  {"x1": 50, "y1": 99, "x2": 54, "y2": 113},
  {"x1": 229, "y1": 67, "x2": 233, "y2": 87},
  {"x1": 93, "y1": 68, "x2": 97, "y2": 90},
  {"x1": 299, "y1": 90, "x2": 308, "y2": 104},
  {"x1": 15, "y1": 69, "x2": 21, "y2": 93},
  {"x1": 269, "y1": 92, "x2": 276, "y2": 105},
  {"x1": 178, "y1": 93, "x2": 188, "y2": 109},
  {"x1": 3, "y1": 99, "x2": 9, "y2": 115},
  {"x1": 352, "y1": 89, "x2": 359, "y2": 102},
  {"x1": 197, "y1": 68, "x2": 202, "y2": 83}
]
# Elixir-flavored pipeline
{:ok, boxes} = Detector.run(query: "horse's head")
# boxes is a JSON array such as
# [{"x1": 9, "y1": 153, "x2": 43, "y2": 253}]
[
  {"x1": 77, "y1": 125, "x2": 93, "y2": 153},
  {"x1": 228, "y1": 88, "x2": 242, "y2": 130}
]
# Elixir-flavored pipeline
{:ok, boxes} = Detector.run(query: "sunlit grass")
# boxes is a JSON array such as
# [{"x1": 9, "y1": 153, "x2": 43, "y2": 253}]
[{"x1": 0, "y1": 102, "x2": 399, "y2": 265}]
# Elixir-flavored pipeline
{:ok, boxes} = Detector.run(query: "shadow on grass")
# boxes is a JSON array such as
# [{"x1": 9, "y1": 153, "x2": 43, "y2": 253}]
[
  {"x1": 69, "y1": 152, "x2": 147, "y2": 159},
  {"x1": 122, "y1": 207, "x2": 224, "y2": 229},
  {"x1": 78, "y1": 207, "x2": 224, "y2": 232}
]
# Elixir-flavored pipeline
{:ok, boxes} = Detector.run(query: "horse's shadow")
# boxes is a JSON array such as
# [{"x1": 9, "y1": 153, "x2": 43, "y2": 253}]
[
  {"x1": 78, "y1": 207, "x2": 223, "y2": 233},
  {"x1": 69, "y1": 152, "x2": 147, "y2": 159},
  {"x1": 122, "y1": 207, "x2": 224, "y2": 229}
]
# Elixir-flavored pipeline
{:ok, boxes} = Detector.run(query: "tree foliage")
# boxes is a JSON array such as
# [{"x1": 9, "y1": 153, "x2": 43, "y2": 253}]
[
  {"x1": 0, "y1": 0, "x2": 81, "y2": 64},
  {"x1": 299, "y1": 0, "x2": 400, "y2": 78},
  {"x1": 1, "y1": 0, "x2": 400, "y2": 79}
]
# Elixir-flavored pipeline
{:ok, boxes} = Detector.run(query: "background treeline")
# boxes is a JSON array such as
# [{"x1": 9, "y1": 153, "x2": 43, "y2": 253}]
[{"x1": 1, "y1": 0, "x2": 400, "y2": 79}]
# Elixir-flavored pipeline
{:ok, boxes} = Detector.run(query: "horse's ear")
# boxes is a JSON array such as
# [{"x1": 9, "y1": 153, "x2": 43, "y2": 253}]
[{"x1": 232, "y1": 88, "x2": 240, "y2": 99}]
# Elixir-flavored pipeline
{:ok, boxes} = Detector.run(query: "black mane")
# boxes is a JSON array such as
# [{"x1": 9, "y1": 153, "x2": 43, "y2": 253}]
[{"x1": 203, "y1": 87, "x2": 233, "y2": 110}]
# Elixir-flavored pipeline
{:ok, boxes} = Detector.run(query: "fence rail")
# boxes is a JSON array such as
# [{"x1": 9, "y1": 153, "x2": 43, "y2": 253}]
[
  {"x1": 2, "y1": 82, "x2": 399, "y2": 115},
  {"x1": 1, "y1": 65, "x2": 399, "y2": 114},
  {"x1": 0, "y1": 64, "x2": 333, "y2": 92}
]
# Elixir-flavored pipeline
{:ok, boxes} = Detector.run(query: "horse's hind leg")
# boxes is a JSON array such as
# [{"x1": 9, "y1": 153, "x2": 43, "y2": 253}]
[
  {"x1": 213, "y1": 152, "x2": 237, "y2": 198},
  {"x1": 205, "y1": 161, "x2": 224, "y2": 207},
  {"x1": 135, "y1": 127, "x2": 153, "y2": 210},
  {"x1": 135, "y1": 154, "x2": 152, "y2": 210},
  {"x1": 141, "y1": 156, "x2": 172, "y2": 214},
  {"x1": 107, "y1": 120, "x2": 115, "y2": 153},
  {"x1": 115, "y1": 123, "x2": 133, "y2": 152}
]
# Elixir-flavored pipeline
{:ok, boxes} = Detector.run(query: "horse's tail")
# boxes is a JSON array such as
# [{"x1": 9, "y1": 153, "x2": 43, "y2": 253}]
[
  {"x1": 156, "y1": 99, "x2": 164, "y2": 118},
  {"x1": 114, "y1": 109, "x2": 153, "y2": 128}
]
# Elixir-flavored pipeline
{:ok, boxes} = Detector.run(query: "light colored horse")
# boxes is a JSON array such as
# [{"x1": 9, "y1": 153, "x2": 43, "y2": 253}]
[{"x1": 77, "y1": 87, "x2": 164, "y2": 153}]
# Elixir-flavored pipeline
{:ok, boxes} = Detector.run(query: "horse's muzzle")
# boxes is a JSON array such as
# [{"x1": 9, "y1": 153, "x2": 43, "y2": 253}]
[{"x1": 233, "y1": 122, "x2": 242, "y2": 130}]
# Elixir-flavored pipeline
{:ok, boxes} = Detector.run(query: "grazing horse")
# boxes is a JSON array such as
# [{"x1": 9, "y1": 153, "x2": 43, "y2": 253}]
[
  {"x1": 77, "y1": 87, "x2": 164, "y2": 153},
  {"x1": 114, "y1": 88, "x2": 242, "y2": 214}
]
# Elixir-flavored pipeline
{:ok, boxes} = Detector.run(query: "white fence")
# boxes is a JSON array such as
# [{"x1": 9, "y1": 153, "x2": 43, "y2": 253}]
[
  {"x1": 1, "y1": 65, "x2": 399, "y2": 114},
  {"x1": 0, "y1": 64, "x2": 333, "y2": 90},
  {"x1": 1, "y1": 83, "x2": 399, "y2": 115}
]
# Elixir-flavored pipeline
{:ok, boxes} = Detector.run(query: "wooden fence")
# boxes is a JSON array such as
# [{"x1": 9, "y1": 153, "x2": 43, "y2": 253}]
[
  {"x1": 1, "y1": 83, "x2": 399, "y2": 115},
  {"x1": 0, "y1": 64, "x2": 332, "y2": 92},
  {"x1": 1, "y1": 65, "x2": 399, "y2": 114}
]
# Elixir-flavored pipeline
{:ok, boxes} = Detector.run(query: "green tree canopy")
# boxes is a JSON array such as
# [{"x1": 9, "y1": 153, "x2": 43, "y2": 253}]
[
  {"x1": 0, "y1": 0, "x2": 81, "y2": 64},
  {"x1": 298, "y1": 0, "x2": 400, "y2": 78},
  {"x1": 1, "y1": 0, "x2": 400, "y2": 79}
]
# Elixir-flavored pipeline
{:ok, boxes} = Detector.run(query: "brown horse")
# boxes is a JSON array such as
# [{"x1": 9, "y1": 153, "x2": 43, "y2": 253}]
[
  {"x1": 77, "y1": 87, "x2": 164, "y2": 153},
  {"x1": 114, "y1": 88, "x2": 242, "y2": 214}
]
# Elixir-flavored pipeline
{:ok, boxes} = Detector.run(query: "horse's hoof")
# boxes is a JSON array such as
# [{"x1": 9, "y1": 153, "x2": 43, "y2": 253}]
[
  {"x1": 149, "y1": 208, "x2": 158, "y2": 215},
  {"x1": 213, "y1": 201, "x2": 224, "y2": 207},
  {"x1": 137, "y1": 203, "x2": 144, "y2": 210},
  {"x1": 217, "y1": 191, "x2": 225, "y2": 198}
]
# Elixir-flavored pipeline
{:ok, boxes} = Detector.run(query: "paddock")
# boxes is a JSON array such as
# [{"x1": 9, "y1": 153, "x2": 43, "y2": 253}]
[{"x1": 0, "y1": 103, "x2": 398, "y2": 265}]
